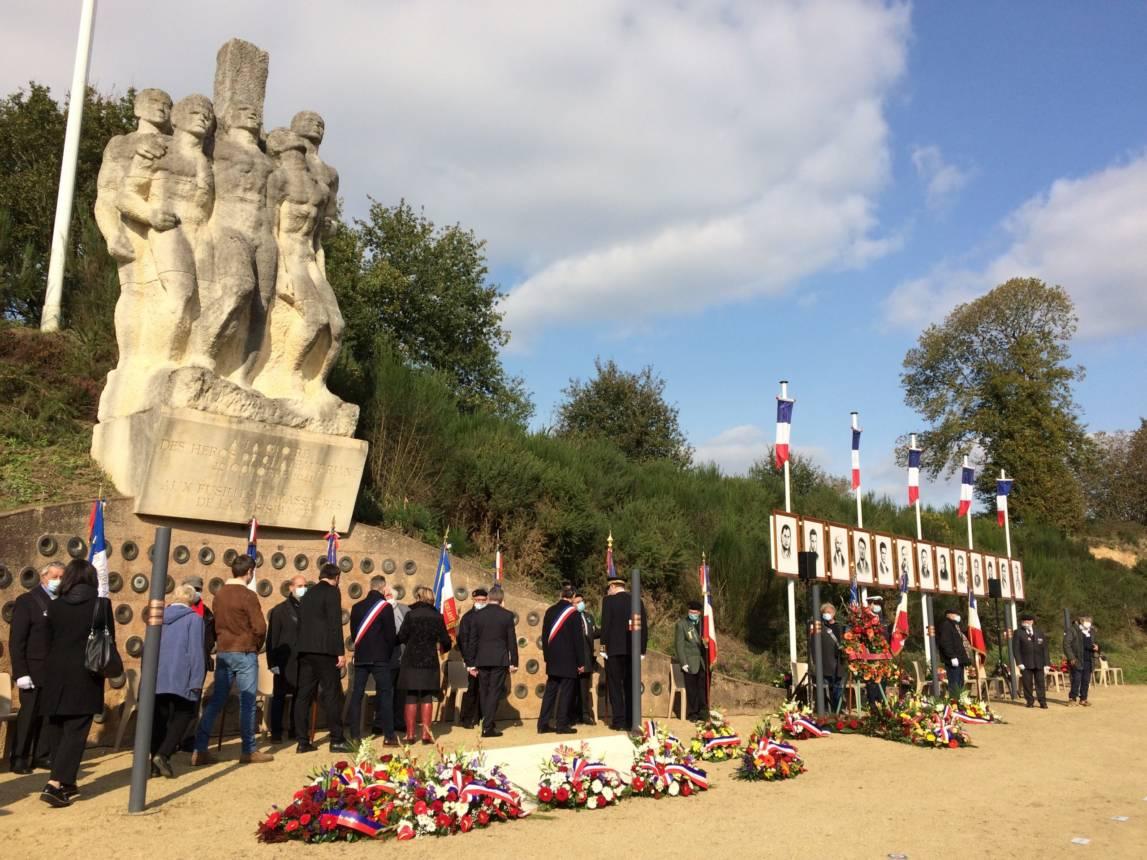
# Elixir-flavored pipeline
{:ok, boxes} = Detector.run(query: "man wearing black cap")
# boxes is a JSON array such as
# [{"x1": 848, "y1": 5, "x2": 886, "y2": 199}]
[
  {"x1": 674, "y1": 601, "x2": 708, "y2": 720},
  {"x1": 1012, "y1": 611, "x2": 1050, "y2": 708},
  {"x1": 600, "y1": 573, "x2": 647, "y2": 730},
  {"x1": 456, "y1": 588, "x2": 488, "y2": 728},
  {"x1": 538, "y1": 583, "x2": 587, "y2": 734},
  {"x1": 937, "y1": 607, "x2": 971, "y2": 698}
]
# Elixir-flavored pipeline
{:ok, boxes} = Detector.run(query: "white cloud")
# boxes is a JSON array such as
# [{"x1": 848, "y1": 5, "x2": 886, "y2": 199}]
[
  {"x1": 692, "y1": 424, "x2": 830, "y2": 477},
  {"x1": 910, "y1": 144, "x2": 971, "y2": 210},
  {"x1": 886, "y1": 152, "x2": 1147, "y2": 337}
]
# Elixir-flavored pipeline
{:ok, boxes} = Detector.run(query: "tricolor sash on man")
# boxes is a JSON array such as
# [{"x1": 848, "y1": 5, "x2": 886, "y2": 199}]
[
  {"x1": 354, "y1": 596, "x2": 390, "y2": 648},
  {"x1": 890, "y1": 572, "x2": 910, "y2": 656},
  {"x1": 88, "y1": 497, "x2": 109, "y2": 598},
  {"x1": 546, "y1": 604, "x2": 578, "y2": 644},
  {"x1": 996, "y1": 478, "x2": 1014, "y2": 527},
  {"x1": 775, "y1": 397, "x2": 794, "y2": 469},
  {"x1": 433, "y1": 540, "x2": 459, "y2": 638},
  {"x1": 907, "y1": 445, "x2": 921, "y2": 505},
  {"x1": 851, "y1": 426, "x2": 862, "y2": 490},
  {"x1": 958, "y1": 466, "x2": 974, "y2": 517}
]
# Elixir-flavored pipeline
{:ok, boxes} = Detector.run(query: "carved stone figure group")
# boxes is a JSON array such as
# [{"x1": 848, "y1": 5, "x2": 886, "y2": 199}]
[{"x1": 95, "y1": 88, "x2": 345, "y2": 422}]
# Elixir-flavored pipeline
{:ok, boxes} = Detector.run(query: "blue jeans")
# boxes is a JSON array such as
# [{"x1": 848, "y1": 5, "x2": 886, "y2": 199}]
[{"x1": 195, "y1": 651, "x2": 259, "y2": 753}]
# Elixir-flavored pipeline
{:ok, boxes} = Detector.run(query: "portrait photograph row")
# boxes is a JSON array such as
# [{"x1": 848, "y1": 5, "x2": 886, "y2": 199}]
[{"x1": 769, "y1": 512, "x2": 1025, "y2": 600}]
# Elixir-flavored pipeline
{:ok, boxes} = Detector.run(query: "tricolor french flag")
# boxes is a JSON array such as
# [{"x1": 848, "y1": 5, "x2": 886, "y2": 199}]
[
  {"x1": 88, "y1": 498, "x2": 109, "y2": 598},
  {"x1": 325, "y1": 525, "x2": 339, "y2": 565},
  {"x1": 246, "y1": 517, "x2": 258, "y2": 561},
  {"x1": 433, "y1": 540, "x2": 459, "y2": 638},
  {"x1": 851, "y1": 426, "x2": 862, "y2": 491},
  {"x1": 606, "y1": 535, "x2": 617, "y2": 580},
  {"x1": 957, "y1": 466, "x2": 974, "y2": 518},
  {"x1": 996, "y1": 478, "x2": 1014, "y2": 527},
  {"x1": 774, "y1": 398, "x2": 794, "y2": 469},
  {"x1": 699, "y1": 559, "x2": 718, "y2": 667},
  {"x1": 494, "y1": 545, "x2": 504, "y2": 583},
  {"x1": 967, "y1": 586, "x2": 987, "y2": 655},
  {"x1": 907, "y1": 445, "x2": 922, "y2": 505},
  {"x1": 890, "y1": 572, "x2": 910, "y2": 656}
]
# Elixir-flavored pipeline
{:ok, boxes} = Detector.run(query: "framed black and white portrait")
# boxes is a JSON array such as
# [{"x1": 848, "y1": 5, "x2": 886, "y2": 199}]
[
  {"x1": 984, "y1": 555, "x2": 998, "y2": 593},
  {"x1": 828, "y1": 524, "x2": 851, "y2": 583},
  {"x1": 1011, "y1": 559, "x2": 1025, "y2": 601},
  {"x1": 998, "y1": 557, "x2": 1012, "y2": 599},
  {"x1": 772, "y1": 513, "x2": 799, "y2": 578},
  {"x1": 916, "y1": 541, "x2": 936, "y2": 593},
  {"x1": 852, "y1": 530, "x2": 874, "y2": 585},
  {"x1": 895, "y1": 537, "x2": 917, "y2": 590},
  {"x1": 969, "y1": 552, "x2": 986, "y2": 597},
  {"x1": 934, "y1": 545, "x2": 954, "y2": 594},
  {"x1": 873, "y1": 533, "x2": 896, "y2": 587},
  {"x1": 952, "y1": 549, "x2": 969, "y2": 594},
  {"x1": 801, "y1": 517, "x2": 827, "y2": 580}
]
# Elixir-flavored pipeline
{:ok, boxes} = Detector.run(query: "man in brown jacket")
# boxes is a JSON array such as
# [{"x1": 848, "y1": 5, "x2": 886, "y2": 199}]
[{"x1": 191, "y1": 555, "x2": 273, "y2": 764}]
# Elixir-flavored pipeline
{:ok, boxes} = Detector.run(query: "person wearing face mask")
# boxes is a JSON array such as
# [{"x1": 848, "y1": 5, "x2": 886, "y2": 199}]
[
  {"x1": 568, "y1": 590, "x2": 599, "y2": 726},
  {"x1": 347, "y1": 576, "x2": 398, "y2": 744},
  {"x1": 1064, "y1": 614, "x2": 1099, "y2": 707},
  {"x1": 181, "y1": 575, "x2": 216, "y2": 670},
  {"x1": 456, "y1": 588, "x2": 489, "y2": 729},
  {"x1": 809, "y1": 602, "x2": 843, "y2": 712},
  {"x1": 7, "y1": 561, "x2": 64, "y2": 774},
  {"x1": 936, "y1": 607, "x2": 971, "y2": 698},
  {"x1": 1012, "y1": 612, "x2": 1049, "y2": 708},
  {"x1": 463, "y1": 585, "x2": 518, "y2": 737},
  {"x1": 266, "y1": 574, "x2": 308, "y2": 744},
  {"x1": 675, "y1": 601, "x2": 709, "y2": 720}
]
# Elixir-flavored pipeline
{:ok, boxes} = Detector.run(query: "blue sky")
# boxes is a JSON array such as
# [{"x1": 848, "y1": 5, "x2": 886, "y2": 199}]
[{"x1": 3, "y1": 2, "x2": 1145, "y2": 502}]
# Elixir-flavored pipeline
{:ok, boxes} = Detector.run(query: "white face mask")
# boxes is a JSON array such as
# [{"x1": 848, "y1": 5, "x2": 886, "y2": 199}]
[
  {"x1": 821, "y1": 613, "x2": 834, "y2": 623},
  {"x1": 293, "y1": 586, "x2": 307, "y2": 599},
  {"x1": 474, "y1": 602, "x2": 487, "y2": 611},
  {"x1": 576, "y1": 601, "x2": 586, "y2": 613},
  {"x1": 949, "y1": 615, "x2": 961, "y2": 624},
  {"x1": 870, "y1": 604, "x2": 882, "y2": 614},
  {"x1": 1023, "y1": 624, "x2": 1033, "y2": 633},
  {"x1": 1081, "y1": 622, "x2": 1091, "y2": 631},
  {"x1": 191, "y1": 590, "x2": 202, "y2": 604},
  {"x1": 45, "y1": 578, "x2": 61, "y2": 595}
]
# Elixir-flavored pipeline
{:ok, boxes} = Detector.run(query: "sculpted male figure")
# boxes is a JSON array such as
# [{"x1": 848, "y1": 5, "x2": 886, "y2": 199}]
[
  {"x1": 199, "y1": 101, "x2": 276, "y2": 380},
  {"x1": 115, "y1": 94, "x2": 215, "y2": 384}
]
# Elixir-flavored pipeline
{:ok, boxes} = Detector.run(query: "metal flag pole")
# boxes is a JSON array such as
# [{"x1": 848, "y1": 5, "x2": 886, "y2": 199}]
[
  {"x1": 128, "y1": 525, "x2": 170, "y2": 813},
  {"x1": 630, "y1": 566, "x2": 643, "y2": 732},
  {"x1": 41, "y1": 0, "x2": 97, "y2": 332},
  {"x1": 1001, "y1": 469, "x2": 1019, "y2": 696},
  {"x1": 910, "y1": 434, "x2": 941, "y2": 697},
  {"x1": 852, "y1": 412, "x2": 867, "y2": 604},
  {"x1": 780, "y1": 381, "x2": 797, "y2": 673},
  {"x1": 962, "y1": 456, "x2": 985, "y2": 699}
]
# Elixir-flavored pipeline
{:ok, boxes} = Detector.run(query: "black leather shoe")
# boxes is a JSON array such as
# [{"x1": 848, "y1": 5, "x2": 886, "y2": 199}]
[
  {"x1": 152, "y1": 754, "x2": 175, "y2": 779},
  {"x1": 555, "y1": 727, "x2": 577, "y2": 735},
  {"x1": 328, "y1": 740, "x2": 352, "y2": 753},
  {"x1": 32, "y1": 757, "x2": 52, "y2": 770},
  {"x1": 11, "y1": 760, "x2": 32, "y2": 775},
  {"x1": 40, "y1": 784, "x2": 72, "y2": 808},
  {"x1": 296, "y1": 742, "x2": 319, "y2": 753},
  {"x1": 61, "y1": 783, "x2": 80, "y2": 800},
  {"x1": 268, "y1": 734, "x2": 282, "y2": 744},
  {"x1": 482, "y1": 729, "x2": 504, "y2": 738},
  {"x1": 536, "y1": 726, "x2": 555, "y2": 734}
]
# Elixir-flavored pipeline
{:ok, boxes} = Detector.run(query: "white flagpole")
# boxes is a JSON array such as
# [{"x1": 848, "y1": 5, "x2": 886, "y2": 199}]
[
  {"x1": 962, "y1": 455, "x2": 985, "y2": 698},
  {"x1": 853, "y1": 412, "x2": 867, "y2": 603},
  {"x1": 1001, "y1": 468, "x2": 1019, "y2": 693},
  {"x1": 41, "y1": 0, "x2": 97, "y2": 332},
  {"x1": 911, "y1": 434, "x2": 932, "y2": 671},
  {"x1": 781, "y1": 380, "x2": 797, "y2": 670}
]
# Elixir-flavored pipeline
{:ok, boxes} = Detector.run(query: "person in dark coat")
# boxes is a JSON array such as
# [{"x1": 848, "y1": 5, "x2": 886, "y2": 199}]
[
  {"x1": 150, "y1": 585, "x2": 206, "y2": 778},
  {"x1": 266, "y1": 573, "x2": 307, "y2": 742},
  {"x1": 1064, "y1": 614, "x2": 1099, "y2": 707},
  {"x1": 675, "y1": 601, "x2": 709, "y2": 720},
  {"x1": 293, "y1": 563, "x2": 349, "y2": 753},
  {"x1": 568, "y1": 590, "x2": 598, "y2": 726},
  {"x1": 808, "y1": 601, "x2": 843, "y2": 712},
  {"x1": 456, "y1": 588, "x2": 488, "y2": 728},
  {"x1": 463, "y1": 585, "x2": 518, "y2": 737},
  {"x1": 600, "y1": 573, "x2": 647, "y2": 730},
  {"x1": 8, "y1": 560, "x2": 63, "y2": 774},
  {"x1": 1012, "y1": 611, "x2": 1050, "y2": 708},
  {"x1": 936, "y1": 607, "x2": 971, "y2": 698},
  {"x1": 538, "y1": 583, "x2": 588, "y2": 734},
  {"x1": 39, "y1": 559, "x2": 118, "y2": 807},
  {"x1": 397, "y1": 585, "x2": 452, "y2": 744},
  {"x1": 347, "y1": 576, "x2": 398, "y2": 744}
]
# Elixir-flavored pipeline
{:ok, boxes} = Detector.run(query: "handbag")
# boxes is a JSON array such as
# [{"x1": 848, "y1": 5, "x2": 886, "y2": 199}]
[{"x1": 84, "y1": 598, "x2": 124, "y2": 678}]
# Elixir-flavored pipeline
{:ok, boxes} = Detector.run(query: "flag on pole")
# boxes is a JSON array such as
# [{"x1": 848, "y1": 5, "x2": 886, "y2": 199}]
[
  {"x1": 325, "y1": 522, "x2": 339, "y2": 565},
  {"x1": 494, "y1": 545, "x2": 504, "y2": 583},
  {"x1": 966, "y1": 587, "x2": 987, "y2": 655},
  {"x1": 957, "y1": 466, "x2": 974, "y2": 517},
  {"x1": 850, "y1": 426, "x2": 862, "y2": 490},
  {"x1": 699, "y1": 557, "x2": 718, "y2": 667},
  {"x1": 996, "y1": 478, "x2": 1014, "y2": 527},
  {"x1": 774, "y1": 398, "x2": 793, "y2": 469},
  {"x1": 907, "y1": 445, "x2": 922, "y2": 505},
  {"x1": 88, "y1": 497, "x2": 109, "y2": 598},
  {"x1": 606, "y1": 533, "x2": 617, "y2": 579},
  {"x1": 433, "y1": 539, "x2": 459, "y2": 638},
  {"x1": 890, "y1": 572, "x2": 910, "y2": 655},
  {"x1": 246, "y1": 517, "x2": 258, "y2": 562}
]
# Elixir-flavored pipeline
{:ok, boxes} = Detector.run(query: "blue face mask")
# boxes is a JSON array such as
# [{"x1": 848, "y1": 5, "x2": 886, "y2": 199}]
[
  {"x1": 576, "y1": 601, "x2": 586, "y2": 613},
  {"x1": 45, "y1": 579, "x2": 61, "y2": 595},
  {"x1": 688, "y1": 612, "x2": 701, "y2": 623},
  {"x1": 474, "y1": 602, "x2": 487, "y2": 611}
]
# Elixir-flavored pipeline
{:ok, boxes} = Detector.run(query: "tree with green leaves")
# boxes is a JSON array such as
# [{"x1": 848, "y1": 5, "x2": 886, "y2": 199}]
[
  {"x1": 554, "y1": 358, "x2": 692, "y2": 467},
  {"x1": 901, "y1": 278, "x2": 1089, "y2": 530},
  {"x1": 332, "y1": 199, "x2": 532, "y2": 424}
]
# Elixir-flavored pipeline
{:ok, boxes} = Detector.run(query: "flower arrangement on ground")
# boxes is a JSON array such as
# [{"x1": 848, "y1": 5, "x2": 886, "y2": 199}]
[
  {"x1": 736, "y1": 723, "x2": 806, "y2": 782},
  {"x1": 869, "y1": 696, "x2": 971, "y2": 749},
  {"x1": 770, "y1": 702, "x2": 833, "y2": 740},
  {"x1": 841, "y1": 606, "x2": 899, "y2": 684},
  {"x1": 257, "y1": 742, "x2": 526, "y2": 843},
  {"x1": 688, "y1": 709, "x2": 743, "y2": 762},
  {"x1": 536, "y1": 742, "x2": 628, "y2": 810},
  {"x1": 629, "y1": 720, "x2": 709, "y2": 799},
  {"x1": 951, "y1": 691, "x2": 1003, "y2": 725}
]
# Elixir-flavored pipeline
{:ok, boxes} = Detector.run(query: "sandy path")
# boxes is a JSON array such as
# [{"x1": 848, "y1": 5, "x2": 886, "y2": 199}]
[{"x1": 2, "y1": 687, "x2": 1144, "y2": 859}]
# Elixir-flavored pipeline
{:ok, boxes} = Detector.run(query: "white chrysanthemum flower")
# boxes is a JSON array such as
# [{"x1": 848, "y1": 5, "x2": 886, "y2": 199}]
[
  {"x1": 602, "y1": 786, "x2": 614, "y2": 802},
  {"x1": 590, "y1": 779, "x2": 603, "y2": 793},
  {"x1": 668, "y1": 781, "x2": 680, "y2": 796}
]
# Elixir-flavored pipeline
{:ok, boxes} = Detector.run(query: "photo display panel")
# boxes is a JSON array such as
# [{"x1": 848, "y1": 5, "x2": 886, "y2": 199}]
[
  {"x1": 828, "y1": 524, "x2": 852, "y2": 583},
  {"x1": 1011, "y1": 559, "x2": 1025, "y2": 600},
  {"x1": 895, "y1": 537, "x2": 917, "y2": 589},
  {"x1": 916, "y1": 541, "x2": 936, "y2": 593},
  {"x1": 934, "y1": 545, "x2": 954, "y2": 594},
  {"x1": 952, "y1": 549, "x2": 969, "y2": 595},
  {"x1": 772, "y1": 512, "x2": 800, "y2": 578},
  {"x1": 801, "y1": 517, "x2": 828, "y2": 580},
  {"x1": 873, "y1": 533, "x2": 896, "y2": 587},
  {"x1": 970, "y1": 552, "x2": 987, "y2": 597},
  {"x1": 852, "y1": 529, "x2": 874, "y2": 585},
  {"x1": 998, "y1": 556, "x2": 1012, "y2": 599}
]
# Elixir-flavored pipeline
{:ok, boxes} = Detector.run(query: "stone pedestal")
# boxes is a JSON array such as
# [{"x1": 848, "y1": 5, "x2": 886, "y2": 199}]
[{"x1": 92, "y1": 407, "x2": 367, "y2": 531}]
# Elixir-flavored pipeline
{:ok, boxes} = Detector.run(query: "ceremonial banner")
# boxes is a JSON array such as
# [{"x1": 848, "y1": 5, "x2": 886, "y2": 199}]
[
  {"x1": 775, "y1": 398, "x2": 794, "y2": 469},
  {"x1": 850, "y1": 426, "x2": 861, "y2": 490},
  {"x1": 88, "y1": 498, "x2": 110, "y2": 598},
  {"x1": 967, "y1": 587, "x2": 987, "y2": 655},
  {"x1": 996, "y1": 478, "x2": 1014, "y2": 527},
  {"x1": 957, "y1": 465, "x2": 974, "y2": 517}
]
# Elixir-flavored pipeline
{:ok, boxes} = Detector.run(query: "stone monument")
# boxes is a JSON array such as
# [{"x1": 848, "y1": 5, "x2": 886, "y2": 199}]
[{"x1": 91, "y1": 38, "x2": 366, "y2": 531}]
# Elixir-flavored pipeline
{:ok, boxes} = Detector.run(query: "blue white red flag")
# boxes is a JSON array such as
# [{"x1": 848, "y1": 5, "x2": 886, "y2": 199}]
[
  {"x1": 774, "y1": 398, "x2": 794, "y2": 469},
  {"x1": 967, "y1": 586, "x2": 987, "y2": 655},
  {"x1": 246, "y1": 517, "x2": 258, "y2": 562},
  {"x1": 607, "y1": 535, "x2": 618, "y2": 580},
  {"x1": 849, "y1": 578, "x2": 859, "y2": 608},
  {"x1": 699, "y1": 559, "x2": 718, "y2": 666},
  {"x1": 890, "y1": 572, "x2": 910, "y2": 656},
  {"x1": 996, "y1": 478, "x2": 1014, "y2": 527},
  {"x1": 325, "y1": 525, "x2": 339, "y2": 565},
  {"x1": 495, "y1": 545, "x2": 504, "y2": 583},
  {"x1": 433, "y1": 541, "x2": 459, "y2": 638},
  {"x1": 957, "y1": 466, "x2": 974, "y2": 517},
  {"x1": 907, "y1": 446, "x2": 922, "y2": 505},
  {"x1": 88, "y1": 498, "x2": 109, "y2": 598},
  {"x1": 851, "y1": 427, "x2": 862, "y2": 491}
]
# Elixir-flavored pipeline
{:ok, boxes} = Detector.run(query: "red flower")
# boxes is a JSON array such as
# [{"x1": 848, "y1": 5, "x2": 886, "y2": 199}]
[
  {"x1": 459, "y1": 814, "x2": 474, "y2": 833},
  {"x1": 435, "y1": 812, "x2": 453, "y2": 830},
  {"x1": 319, "y1": 814, "x2": 337, "y2": 832},
  {"x1": 555, "y1": 786, "x2": 570, "y2": 803},
  {"x1": 835, "y1": 721, "x2": 845, "y2": 730},
  {"x1": 681, "y1": 783, "x2": 693, "y2": 797},
  {"x1": 477, "y1": 810, "x2": 490, "y2": 826},
  {"x1": 299, "y1": 814, "x2": 312, "y2": 826},
  {"x1": 632, "y1": 777, "x2": 645, "y2": 792},
  {"x1": 285, "y1": 820, "x2": 300, "y2": 833},
  {"x1": 264, "y1": 812, "x2": 282, "y2": 829},
  {"x1": 538, "y1": 786, "x2": 554, "y2": 803},
  {"x1": 432, "y1": 799, "x2": 444, "y2": 813},
  {"x1": 415, "y1": 787, "x2": 428, "y2": 801},
  {"x1": 333, "y1": 760, "x2": 349, "y2": 771},
  {"x1": 413, "y1": 800, "x2": 428, "y2": 816},
  {"x1": 948, "y1": 739, "x2": 959, "y2": 749},
  {"x1": 848, "y1": 719, "x2": 859, "y2": 730}
]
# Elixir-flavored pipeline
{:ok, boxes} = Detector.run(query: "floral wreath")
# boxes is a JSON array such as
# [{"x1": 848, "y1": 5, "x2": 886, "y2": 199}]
[
  {"x1": 689, "y1": 709, "x2": 743, "y2": 762},
  {"x1": 629, "y1": 720, "x2": 709, "y2": 799},
  {"x1": 536, "y1": 742, "x2": 627, "y2": 811}
]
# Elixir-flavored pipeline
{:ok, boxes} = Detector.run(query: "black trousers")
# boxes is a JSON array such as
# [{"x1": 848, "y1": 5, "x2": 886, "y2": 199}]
[
  {"x1": 269, "y1": 672, "x2": 297, "y2": 739},
  {"x1": 477, "y1": 667, "x2": 508, "y2": 732},
  {"x1": 293, "y1": 653, "x2": 345, "y2": 744},
  {"x1": 1020, "y1": 667, "x2": 1047, "y2": 705},
  {"x1": 151, "y1": 694, "x2": 197, "y2": 758},
  {"x1": 10, "y1": 686, "x2": 51, "y2": 767},
  {"x1": 606, "y1": 656, "x2": 634, "y2": 729},
  {"x1": 48, "y1": 714, "x2": 94, "y2": 786},
  {"x1": 459, "y1": 672, "x2": 481, "y2": 726},
  {"x1": 538, "y1": 676, "x2": 575, "y2": 731},
  {"x1": 683, "y1": 666, "x2": 708, "y2": 720},
  {"x1": 347, "y1": 663, "x2": 394, "y2": 738},
  {"x1": 390, "y1": 662, "x2": 404, "y2": 727},
  {"x1": 568, "y1": 672, "x2": 595, "y2": 724}
]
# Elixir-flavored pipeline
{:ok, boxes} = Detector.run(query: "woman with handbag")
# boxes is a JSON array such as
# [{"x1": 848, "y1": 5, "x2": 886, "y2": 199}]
[{"x1": 39, "y1": 558, "x2": 121, "y2": 807}]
